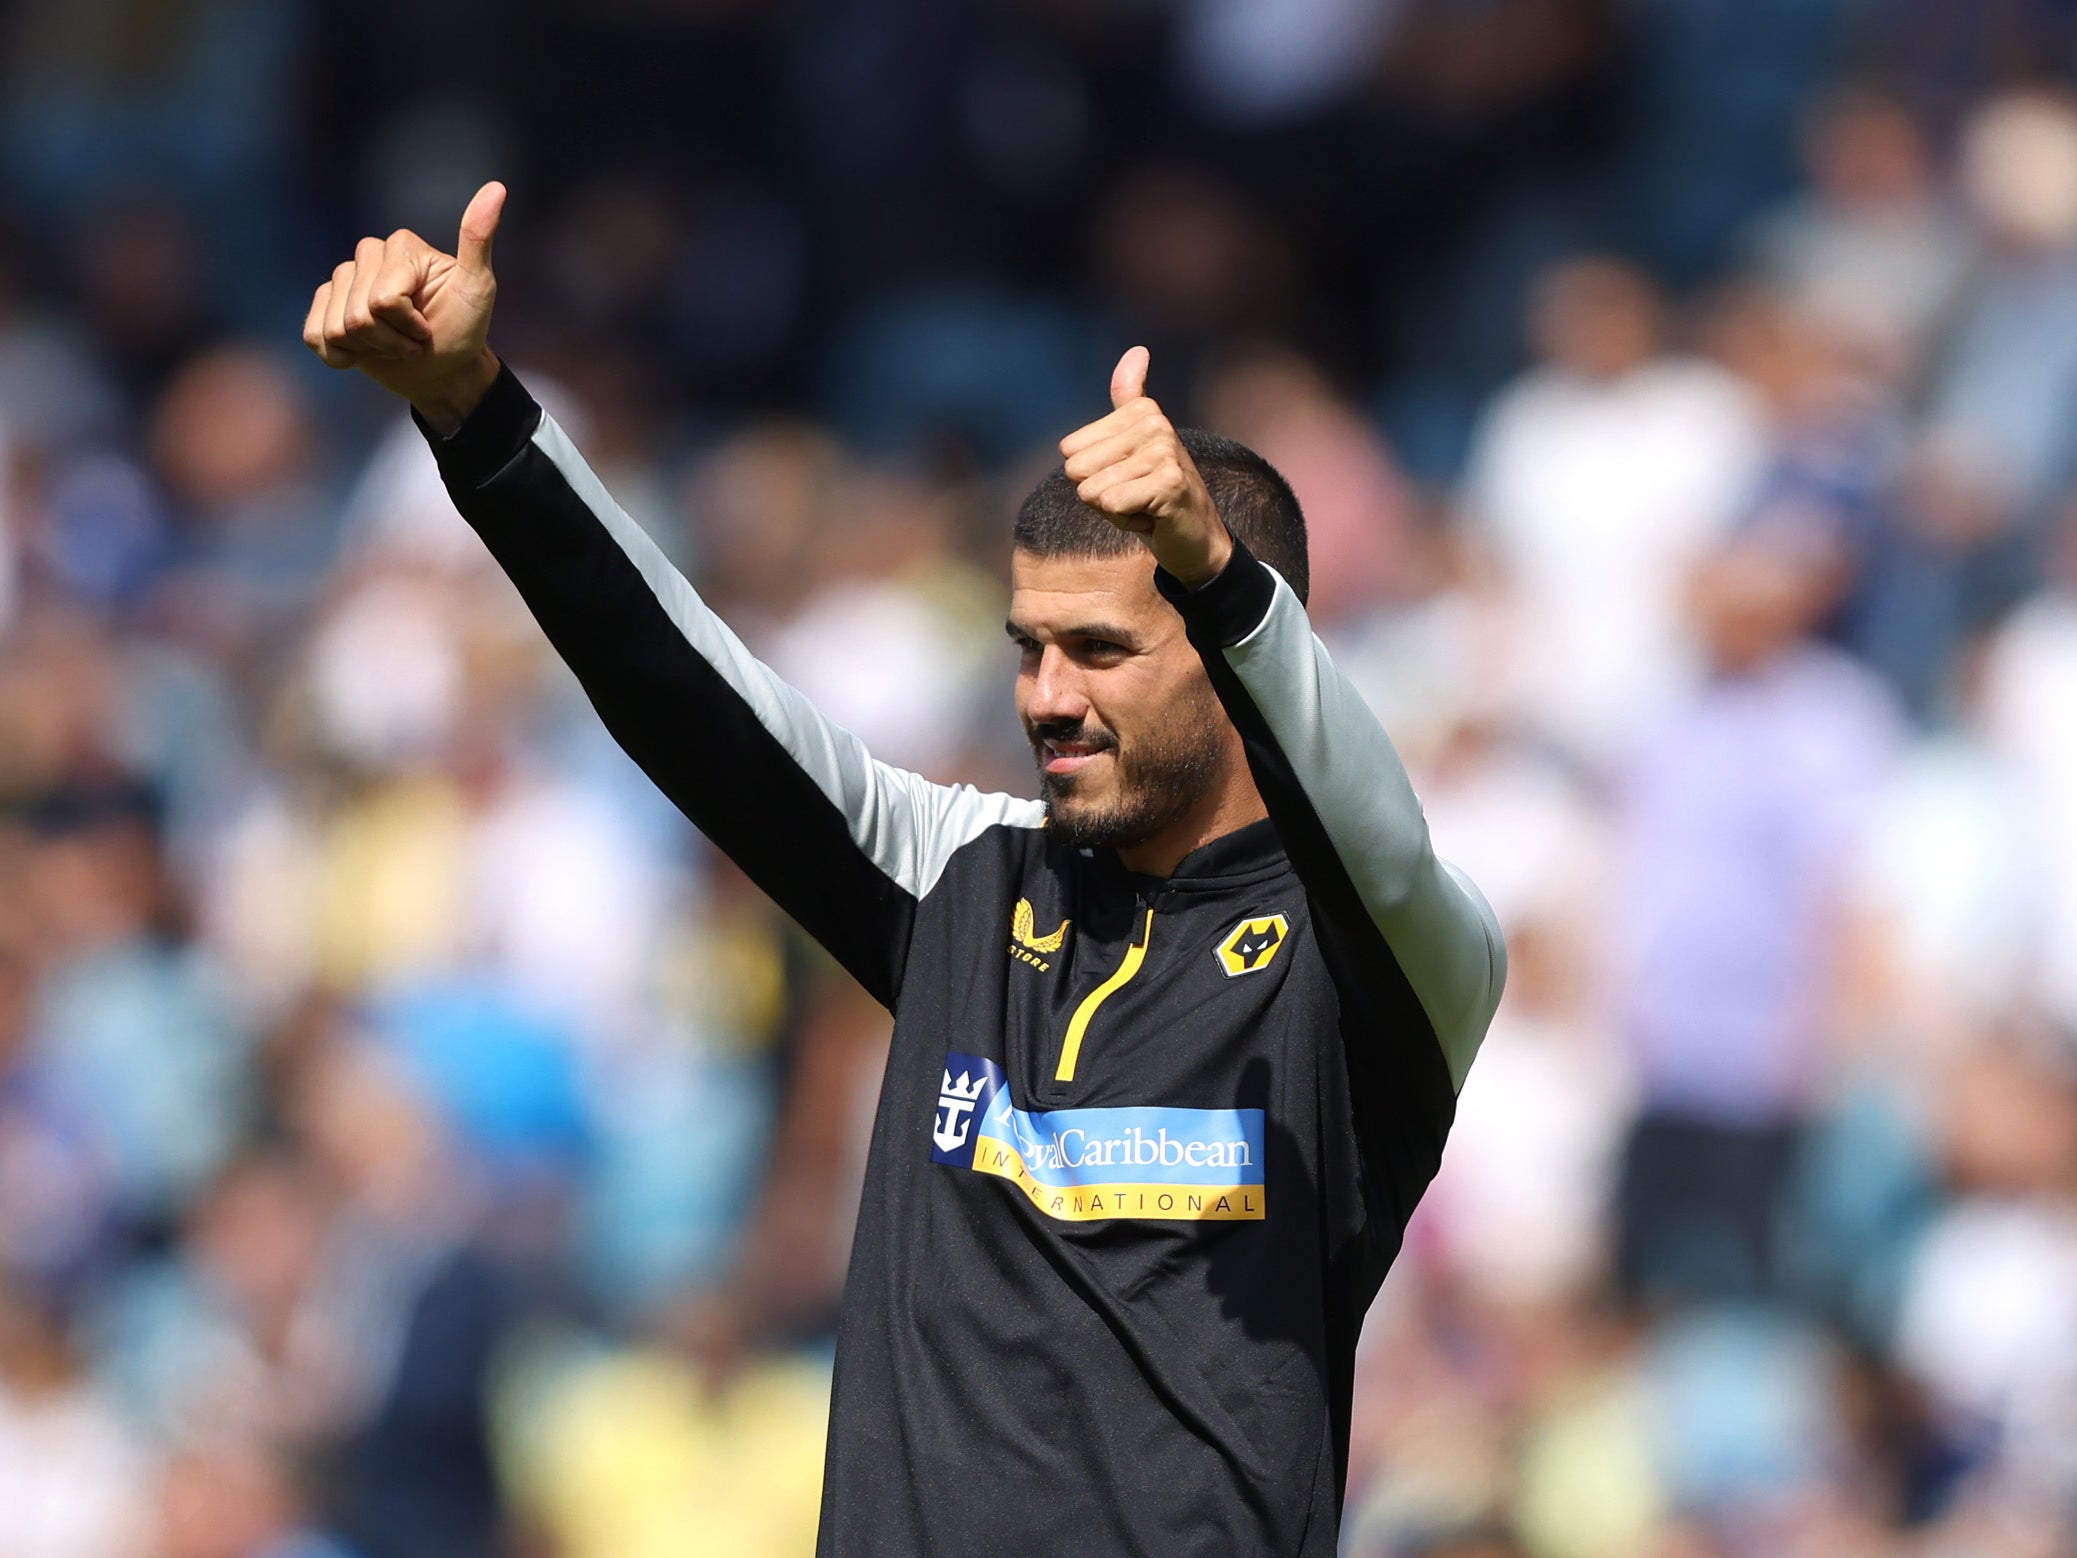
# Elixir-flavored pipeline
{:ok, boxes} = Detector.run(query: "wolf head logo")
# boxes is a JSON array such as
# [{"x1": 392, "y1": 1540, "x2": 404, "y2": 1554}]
[{"x1": 1216, "y1": 914, "x2": 1290, "y2": 977}]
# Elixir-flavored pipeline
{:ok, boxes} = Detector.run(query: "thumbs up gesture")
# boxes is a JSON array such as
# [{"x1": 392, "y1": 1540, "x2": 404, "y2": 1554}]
[
  {"x1": 302, "y1": 180, "x2": 506, "y2": 433},
  {"x1": 1059, "y1": 346, "x2": 1232, "y2": 588}
]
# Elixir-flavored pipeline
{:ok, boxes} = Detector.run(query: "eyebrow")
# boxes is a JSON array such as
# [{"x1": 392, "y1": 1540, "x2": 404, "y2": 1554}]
[{"x1": 1004, "y1": 620, "x2": 1140, "y2": 647}]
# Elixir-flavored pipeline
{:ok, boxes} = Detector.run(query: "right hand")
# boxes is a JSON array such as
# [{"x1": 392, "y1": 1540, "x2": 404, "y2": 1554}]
[{"x1": 302, "y1": 180, "x2": 506, "y2": 433}]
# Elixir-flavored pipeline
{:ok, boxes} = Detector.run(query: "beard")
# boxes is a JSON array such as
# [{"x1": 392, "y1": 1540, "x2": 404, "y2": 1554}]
[{"x1": 1031, "y1": 681, "x2": 1228, "y2": 854}]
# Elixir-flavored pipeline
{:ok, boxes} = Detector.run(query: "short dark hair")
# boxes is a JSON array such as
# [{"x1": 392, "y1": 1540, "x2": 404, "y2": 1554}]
[{"x1": 1012, "y1": 429, "x2": 1309, "y2": 605}]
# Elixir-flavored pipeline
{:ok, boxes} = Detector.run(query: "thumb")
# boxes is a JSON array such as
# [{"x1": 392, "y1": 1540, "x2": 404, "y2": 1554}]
[
  {"x1": 455, "y1": 181, "x2": 506, "y2": 275},
  {"x1": 1110, "y1": 345, "x2": 1150, "y2": 409}
]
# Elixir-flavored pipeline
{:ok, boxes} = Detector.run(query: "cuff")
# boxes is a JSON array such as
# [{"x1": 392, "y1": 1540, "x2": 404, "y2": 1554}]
[
  {"x1": 1153, "y1": 533, "x2": 1278, "y2": 649},
  {"x1": 410, "y1": 362, "x2": 542, "y2": 484}
]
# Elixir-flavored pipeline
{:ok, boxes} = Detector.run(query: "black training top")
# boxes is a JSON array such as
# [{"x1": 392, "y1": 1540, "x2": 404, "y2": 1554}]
[{"x1": 418, "y1": 366, "x2": 1507, "y2": 1557}]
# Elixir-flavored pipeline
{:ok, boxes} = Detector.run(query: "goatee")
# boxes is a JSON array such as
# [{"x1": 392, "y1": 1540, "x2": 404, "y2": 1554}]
[{"x1": 1032, "y1": 691, "x2": 1226, "y2": 854}]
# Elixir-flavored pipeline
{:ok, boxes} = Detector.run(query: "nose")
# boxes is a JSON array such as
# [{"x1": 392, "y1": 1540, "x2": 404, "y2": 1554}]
[{"x1": 1022, "y1": 644, "x2": 1090, "y2": 728}]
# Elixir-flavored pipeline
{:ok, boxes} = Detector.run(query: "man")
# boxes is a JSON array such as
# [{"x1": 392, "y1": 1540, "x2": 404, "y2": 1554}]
[
  {"x1": 1465, "y1": 256, "x2": 1766, "y2": 767},
  {"x1": 1612, "y1": 522, "x2": 1898, "y2": 1304},
  {"x1": 304, "y1": 183, "x2": 1505, "y2": 1555}
]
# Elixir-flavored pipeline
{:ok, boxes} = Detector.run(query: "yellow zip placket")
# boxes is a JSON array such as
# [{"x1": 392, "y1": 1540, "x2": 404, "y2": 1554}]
[{"x1": 1054, "y1": 906, "x2": 1154, "y2": 1082}]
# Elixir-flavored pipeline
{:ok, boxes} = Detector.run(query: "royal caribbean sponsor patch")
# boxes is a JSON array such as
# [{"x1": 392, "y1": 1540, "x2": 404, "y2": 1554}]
[{"x1": 930, "y1": 1051, "x2": 1264, "y2": 1221}]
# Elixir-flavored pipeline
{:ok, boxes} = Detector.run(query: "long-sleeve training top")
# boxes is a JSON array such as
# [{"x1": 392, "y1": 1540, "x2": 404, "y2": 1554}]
[{"x1": 417, "y1": 365, "x2": 1506, "y2": 1557}]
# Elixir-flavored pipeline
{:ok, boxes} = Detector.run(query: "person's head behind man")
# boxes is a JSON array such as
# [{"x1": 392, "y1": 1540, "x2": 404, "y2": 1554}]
[{"x1": 1007, "y1": 428, "x2": 1307, "y2": 870}]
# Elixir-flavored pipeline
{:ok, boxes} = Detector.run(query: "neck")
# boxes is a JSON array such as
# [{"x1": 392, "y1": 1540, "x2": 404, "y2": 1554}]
[{"x1": 1116, "y1": 779, "x2": 1269, "y2": 878}]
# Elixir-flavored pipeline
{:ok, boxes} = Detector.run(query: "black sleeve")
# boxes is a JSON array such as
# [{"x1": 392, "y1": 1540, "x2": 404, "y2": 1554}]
[{"x1": 416, "y1": 366, "x2": 1043, "y2": 1007}]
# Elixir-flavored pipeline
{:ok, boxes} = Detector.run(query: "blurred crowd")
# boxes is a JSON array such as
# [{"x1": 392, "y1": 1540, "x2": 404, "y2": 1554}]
[{"x1": 4, "y1": 1, "x2": 2077, "y2": 1556}]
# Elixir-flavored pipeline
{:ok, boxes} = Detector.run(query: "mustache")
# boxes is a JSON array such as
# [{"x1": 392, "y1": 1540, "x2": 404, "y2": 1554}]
[{"x1": 1028, "y1": 719, "x2": 1118, "y2": 754}]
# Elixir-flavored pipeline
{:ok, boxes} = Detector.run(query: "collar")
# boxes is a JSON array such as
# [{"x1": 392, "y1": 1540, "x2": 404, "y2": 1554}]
[{"x1": 1126, "y1": 816, "x2": 1288, "y2": 897}]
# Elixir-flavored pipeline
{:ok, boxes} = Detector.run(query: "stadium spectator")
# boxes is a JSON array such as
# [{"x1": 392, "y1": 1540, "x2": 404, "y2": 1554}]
[
  {"x1": 1746, "y1": 85, "x2": 1973, "y2": 383},
  {"x1": 1981, "y1": 498, "x2": 2077, "y2": 1036},
  {"x1": 1611, "y1": 521, "x2": 1901, "y2": 1303},
  {"x1": 0, "y1": 1271, "x2": 147, "y2": 1558},
  {"x1": 1464, "y1": 256, "x2": 1767, "y2": 766}
]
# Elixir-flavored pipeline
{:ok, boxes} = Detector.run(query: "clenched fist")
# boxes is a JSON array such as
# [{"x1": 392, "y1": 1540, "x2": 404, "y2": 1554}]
[
  {"x1": 1059, "y1": 346, "x2": 1232, "y2": 589},
  {"x1": 302, "y1": 180, "x2": 506, "y2": 434}
]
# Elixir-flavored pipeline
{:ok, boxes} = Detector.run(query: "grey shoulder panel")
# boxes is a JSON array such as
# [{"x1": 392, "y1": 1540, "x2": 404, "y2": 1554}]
[{"x1": 1221, "y1": 567, "x2": 1505, "y2": 1089}]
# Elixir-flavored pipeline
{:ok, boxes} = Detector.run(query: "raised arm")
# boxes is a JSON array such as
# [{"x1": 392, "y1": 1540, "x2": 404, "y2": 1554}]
[
  {"x1": 1064, "y1": 347, "x2": 1506, "y2": 1094},
  {"x1": 1153, "y1": 541, "x2": 1505, "y2": 1085},
  {"x1": 304, "y1": 186, "x2": 1039, "y2": 1006}
]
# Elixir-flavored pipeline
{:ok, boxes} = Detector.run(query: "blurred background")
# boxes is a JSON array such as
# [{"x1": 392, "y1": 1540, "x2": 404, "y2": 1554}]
[{"x1": 3, "y1": 1, "x2": 2077, "y2": 1555}]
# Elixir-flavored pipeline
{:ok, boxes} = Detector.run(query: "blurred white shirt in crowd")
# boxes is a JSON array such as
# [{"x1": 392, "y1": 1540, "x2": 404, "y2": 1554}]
[
  {"x1": 1466, "y1": 358, "x2": 1767, "y2": 768},
  {"x1": 307, "y1": 573, "x2": 464, "y2": 770},
  {"x1": 468, "y1": 772, "x2": 673, "y2": 1042},
  {"x1": 1980, "y1": 589, "x2": 2077, "y2": 1035},
  {"x1": 0, "y1": 1381, "x2": 145, "y2": 1558},
  {"x1": 1897, "y1": 1198, "x2": 2077, "y2": 1499},
  {"x1": 764, "y1": 576, "x2": 989, "y2": 779},
  {"x1": 1853, "y1": 729, "x2": 2044, "y2": 1042},
  {"x1": 1411, "y1": 726, "x2": 1628, "y2": 1304},
  {"x1": 1426, "y1": 1005, "x2": 1632, "y2": 1304}
]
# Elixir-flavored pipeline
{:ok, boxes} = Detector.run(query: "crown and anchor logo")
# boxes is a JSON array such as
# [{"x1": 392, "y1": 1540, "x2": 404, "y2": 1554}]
[{"x1": 932, "y1": 1065, "x2": 991, "y2": 1155}]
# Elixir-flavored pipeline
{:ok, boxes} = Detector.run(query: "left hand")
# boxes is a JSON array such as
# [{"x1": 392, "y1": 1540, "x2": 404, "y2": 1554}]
[{"x1": 1059, "y1": 346, "x2": 1233, "y2": 588}]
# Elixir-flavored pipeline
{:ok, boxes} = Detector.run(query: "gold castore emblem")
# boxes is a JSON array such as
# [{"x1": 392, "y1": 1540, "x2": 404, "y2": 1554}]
[
  {"x1": 1216, "y1": 913, "x2": 1289, "y2": 977},
  {"x1": 1009, "y1": 898, "x2": 1070, "y2": 969}
]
